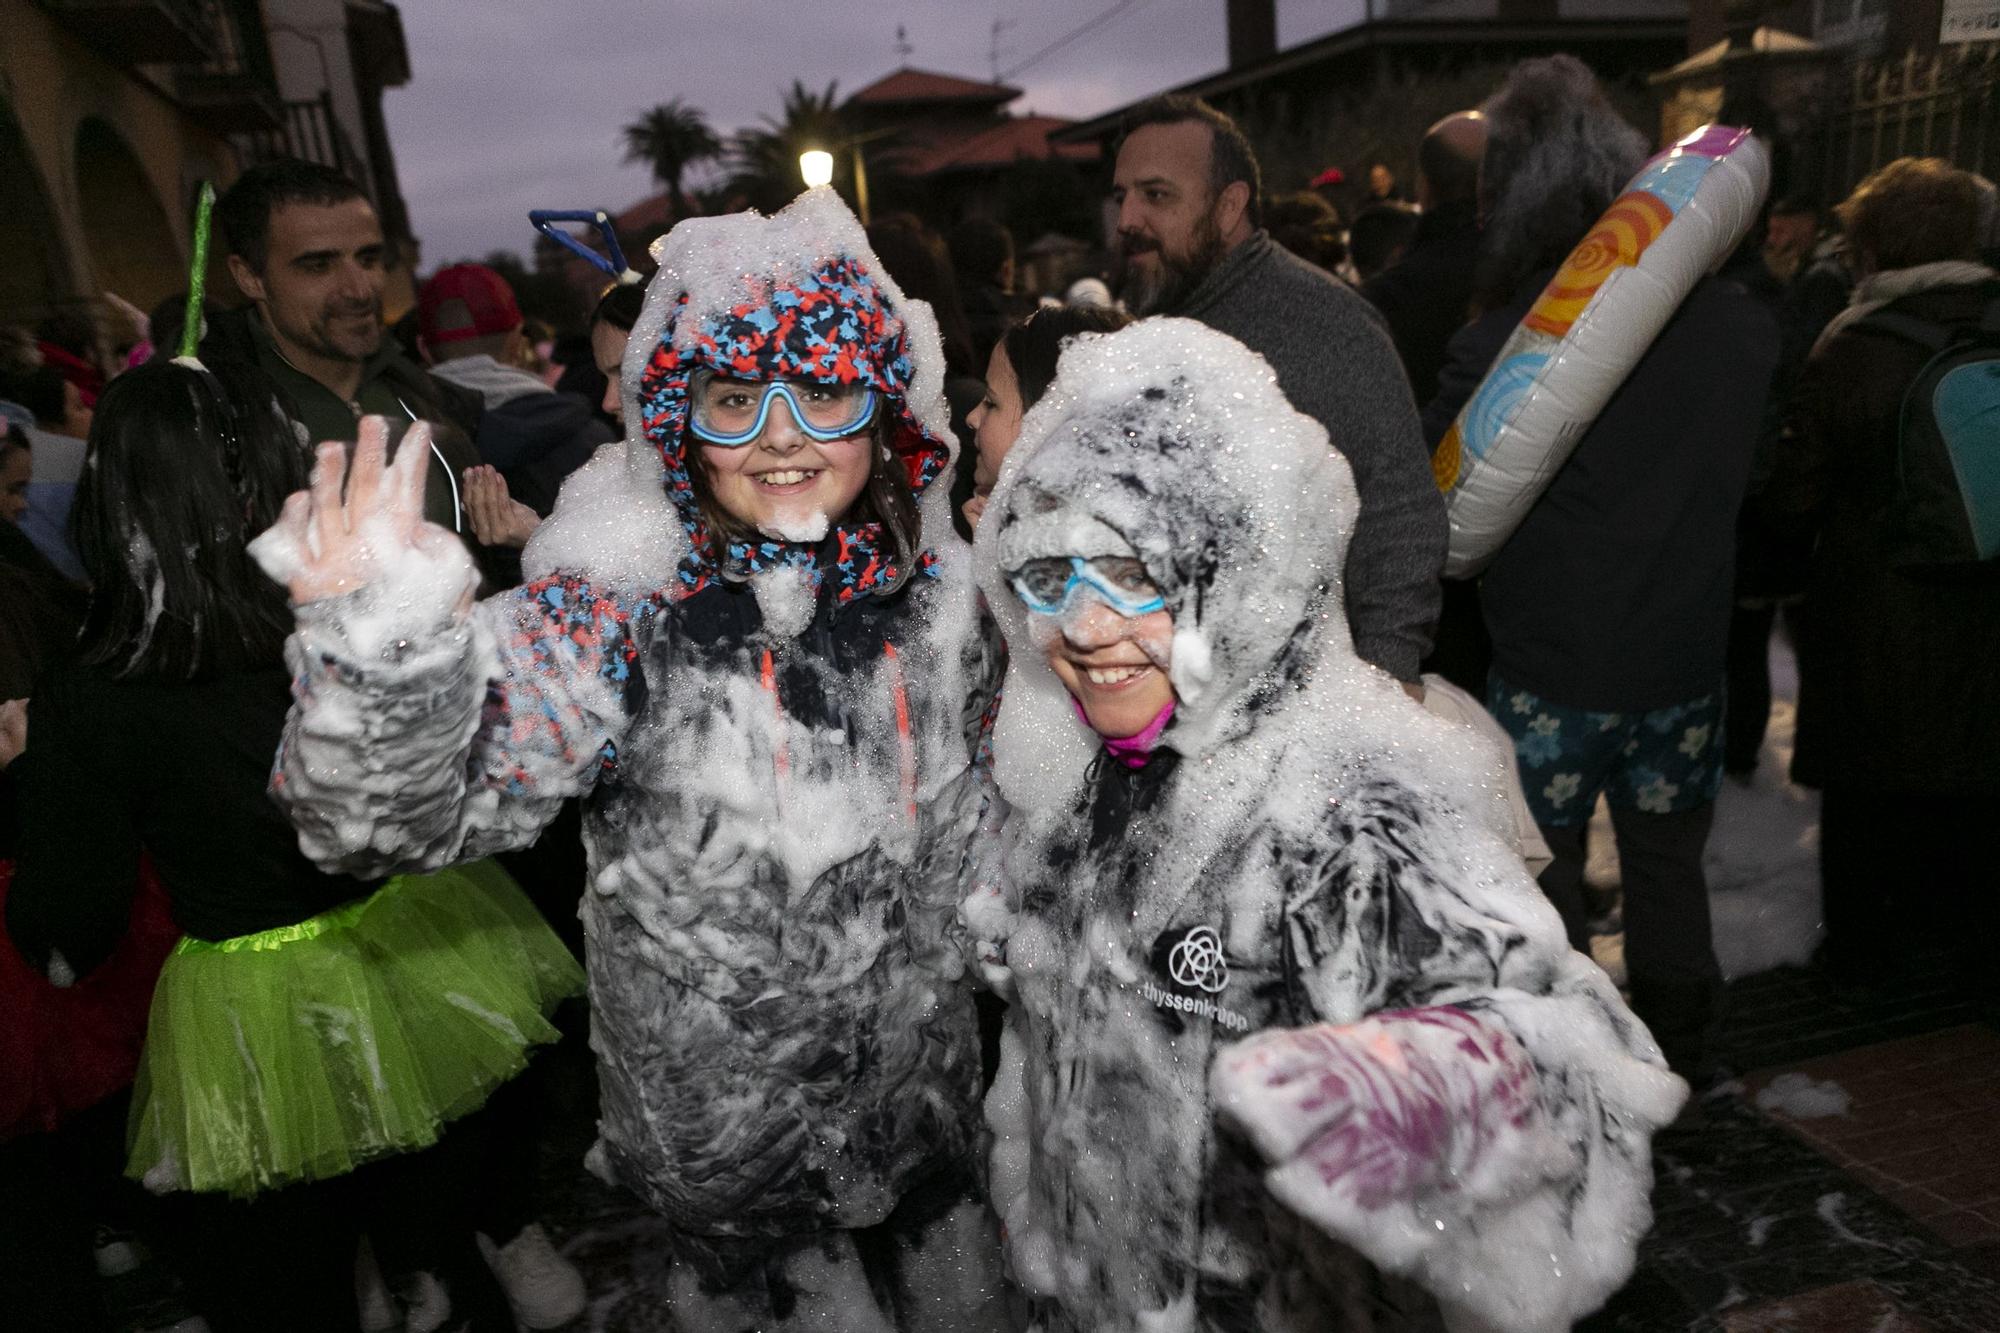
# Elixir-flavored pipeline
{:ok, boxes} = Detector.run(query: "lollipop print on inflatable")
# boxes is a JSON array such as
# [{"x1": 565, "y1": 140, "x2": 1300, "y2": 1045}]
[{"x1": 1432, "y1": 124, "x2": 1771, "y2": 576}]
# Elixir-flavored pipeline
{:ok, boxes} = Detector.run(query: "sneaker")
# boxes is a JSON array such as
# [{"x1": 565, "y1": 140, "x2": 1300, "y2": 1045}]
[
  {"x1": 478, "y1": 1223, "x2": 586, "y2": 1329},
  {"x1": 94, "y1": 1225, "x2": 144, "y2": 1278},
  {"x1": 397, "y1": 1270, "x2": 456, "y2": 1333},
  {"x1": 354, "y1": 1236, "x2": 399, "y2": 1333}
]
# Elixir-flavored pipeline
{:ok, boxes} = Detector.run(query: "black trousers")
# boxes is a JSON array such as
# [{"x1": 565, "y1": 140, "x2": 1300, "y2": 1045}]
[
  {"x1": 452, "y1": 1030, "x2": 588, "y2": 1246},
  {"x1": 0, "y1": 1091, "x2": 134, "y2": 1332},
  {"x1": 1537, "y1": 802, "x2": 1724, "y2": 1080},
  {"x1": 1723, "y1": 601, "x2": 1793, "y2": 773},
  {"x1": 1420, "y1": 578, "x2": 1491, "y2": 698}
]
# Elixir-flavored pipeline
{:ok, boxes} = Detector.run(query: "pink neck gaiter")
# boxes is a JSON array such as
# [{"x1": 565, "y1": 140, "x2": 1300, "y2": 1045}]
[{"x1": 1073, "y1": 697, "x2": 1177, "y2": 769}]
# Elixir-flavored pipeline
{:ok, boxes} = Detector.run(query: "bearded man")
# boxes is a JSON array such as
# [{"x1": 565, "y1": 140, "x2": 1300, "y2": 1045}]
[{"x1": 1111, "y1": 96, "x2": 1444, "y2": 686}]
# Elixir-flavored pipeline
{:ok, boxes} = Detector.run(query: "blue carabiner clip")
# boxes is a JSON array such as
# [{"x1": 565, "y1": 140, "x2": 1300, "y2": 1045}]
[{"x1": 529, "y1": 209, "x2": 642, "y2": 284}]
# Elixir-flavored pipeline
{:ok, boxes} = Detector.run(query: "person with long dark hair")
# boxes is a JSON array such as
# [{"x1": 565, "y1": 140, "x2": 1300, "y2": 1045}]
[{"x1": 4, "y1": 358, "x2": 582, "y2": 1333}]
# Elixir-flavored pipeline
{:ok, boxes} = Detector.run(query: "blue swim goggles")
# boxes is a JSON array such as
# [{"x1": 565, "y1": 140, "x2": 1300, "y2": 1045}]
[
  {"x1": 1007, "y1": 555, "x2": 1165, "y2": 618},
  {"x1": 688, "y1": 372, "x2": 879, "y2": 447}
]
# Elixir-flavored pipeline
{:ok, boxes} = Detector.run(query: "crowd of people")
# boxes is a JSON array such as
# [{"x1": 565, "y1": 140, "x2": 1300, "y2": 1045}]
[{"x1": 0, "y1": 46, "x2": 1995, "y2": 1333}]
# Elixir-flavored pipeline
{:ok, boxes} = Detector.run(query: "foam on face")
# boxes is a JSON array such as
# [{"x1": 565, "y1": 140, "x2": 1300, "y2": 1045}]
[{"x1": 760, "y1": 509, "x2": 830, "y2": 544}]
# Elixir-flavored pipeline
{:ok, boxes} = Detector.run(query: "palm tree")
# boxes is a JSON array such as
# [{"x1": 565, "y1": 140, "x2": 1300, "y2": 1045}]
[
  {"x1": 620, "y1": 98, "x2": 723, "y2": 215},
  {"x1": 728, "y1": 80, "x2": 851, "y2": 213}
]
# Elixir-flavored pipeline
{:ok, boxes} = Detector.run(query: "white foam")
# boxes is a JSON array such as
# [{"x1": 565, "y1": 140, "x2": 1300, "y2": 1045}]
[
  {"x1": 759, "y1": 509, "x2": 829, "y2": 544},
  {"x1": 1756, "y1": 1071, "x2": 1851, "y2": 1119},
  {"x1": 521, "y1": 442, "x2": 686, "y2": 596},
  {"x1": 750, "y1": 564, "x2": 816, "y2": 640},
  {"x1": 126, "y1": 530, "x2": 165, "y2": 658}
]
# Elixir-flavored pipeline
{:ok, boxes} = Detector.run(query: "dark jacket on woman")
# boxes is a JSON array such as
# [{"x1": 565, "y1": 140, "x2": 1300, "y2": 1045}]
[
  {"x1": 1423, "y1": 273, "x2": 1779, "y2": 712},
  {"x1": 1767, "y1": 272, "x2": 2000, "y2": 794}
]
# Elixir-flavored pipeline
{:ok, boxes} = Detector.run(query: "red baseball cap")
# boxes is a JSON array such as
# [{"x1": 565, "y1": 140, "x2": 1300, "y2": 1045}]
[{"x1": 417, "y1": 263, "x2": 522, "y2": 345}]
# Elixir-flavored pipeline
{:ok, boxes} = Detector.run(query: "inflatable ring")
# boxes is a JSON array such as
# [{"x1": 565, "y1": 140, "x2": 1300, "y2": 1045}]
[{"x1": 1435, "y1": 124, "x2": 1771, "y2": 576}]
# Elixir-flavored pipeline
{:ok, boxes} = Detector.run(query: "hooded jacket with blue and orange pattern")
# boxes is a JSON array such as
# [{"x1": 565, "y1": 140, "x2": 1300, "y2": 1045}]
[{"x1": 269, "y1": 190, "x2": 998, "y2": 1243}]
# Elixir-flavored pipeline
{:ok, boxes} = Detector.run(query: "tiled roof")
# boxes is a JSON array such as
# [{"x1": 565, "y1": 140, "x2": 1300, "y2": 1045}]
[
  {"x1": 614, "y1": 191, "x2": 678, "y2": 234},
  {"x1": 903, "y1": 115, "x2": 1099, "y2": 175},
  {"x1": 847, "y1": 67, "x2": 1021, "y2": 107}
]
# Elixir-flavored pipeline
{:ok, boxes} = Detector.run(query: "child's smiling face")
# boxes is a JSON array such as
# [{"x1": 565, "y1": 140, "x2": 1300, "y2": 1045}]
[
  {"x1": 1043, "y1": 602, "x2": 1176, "y2": 739},
  {"x1": 1013, "y1": 555, "x2": 1177, "y2": 739}
]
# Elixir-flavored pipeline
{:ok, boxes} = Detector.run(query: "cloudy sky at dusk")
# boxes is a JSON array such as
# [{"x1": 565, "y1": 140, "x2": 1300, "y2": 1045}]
[{"x1": 385, "y1": 0, "x2": 1365, "y2": 266}]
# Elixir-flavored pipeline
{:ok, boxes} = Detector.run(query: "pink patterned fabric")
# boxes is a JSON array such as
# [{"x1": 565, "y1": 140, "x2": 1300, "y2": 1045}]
[{"x1": 1216, "y1": 1006, "x2": 1543, "y2": 1211}]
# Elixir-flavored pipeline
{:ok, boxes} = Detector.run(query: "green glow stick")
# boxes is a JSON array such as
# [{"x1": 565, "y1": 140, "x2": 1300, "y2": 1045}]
[{"x1": 176, "y1": 182, "x2": 215, "y2": 365}]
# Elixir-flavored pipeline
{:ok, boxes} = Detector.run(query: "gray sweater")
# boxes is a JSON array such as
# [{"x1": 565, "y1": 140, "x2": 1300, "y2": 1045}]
[{"x1": 1175, "y1": 232, "x2": 1445, "y2": 680}]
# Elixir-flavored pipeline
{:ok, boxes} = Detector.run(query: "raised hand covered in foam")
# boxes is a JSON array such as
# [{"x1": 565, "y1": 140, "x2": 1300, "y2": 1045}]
[{"x1": 249, "y1": 416, "x2": 478, "y2": 658}]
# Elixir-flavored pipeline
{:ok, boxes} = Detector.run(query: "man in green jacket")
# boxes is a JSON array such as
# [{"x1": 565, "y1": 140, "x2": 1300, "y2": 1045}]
[{"x1": 217, "y1": 159, "x2": 483, "y2": 538}]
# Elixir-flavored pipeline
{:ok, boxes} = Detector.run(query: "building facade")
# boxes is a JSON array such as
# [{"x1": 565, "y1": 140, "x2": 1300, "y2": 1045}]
[{"x1": 0, "y1": 0, "x2": 418, "y2": 332}]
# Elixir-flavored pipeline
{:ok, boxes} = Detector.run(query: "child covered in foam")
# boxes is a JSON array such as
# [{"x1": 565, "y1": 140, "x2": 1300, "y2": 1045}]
[
  {"x1": 252, "y1": 190, "x2": 1010, "y2": 1329},
  {"x1": 972, "y1": 318, "x2": 1685, "y2": 1333}
]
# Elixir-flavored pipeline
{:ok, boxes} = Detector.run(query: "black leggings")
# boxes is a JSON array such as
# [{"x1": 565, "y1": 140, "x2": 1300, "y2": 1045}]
[{"x1": 155, "y1": 1122, "x2": 516, "y2": 1333}]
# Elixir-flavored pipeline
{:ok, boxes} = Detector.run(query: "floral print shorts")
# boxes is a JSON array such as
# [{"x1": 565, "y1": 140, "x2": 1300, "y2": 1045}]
[{"x1": 1486, "y1": 674, "x2": 1725, "y2": 829}]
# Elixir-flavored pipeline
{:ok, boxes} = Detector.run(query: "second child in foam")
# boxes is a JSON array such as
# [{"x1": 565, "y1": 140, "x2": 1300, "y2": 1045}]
[
  {"x1": 254, "y1": 190, "x2": 1009, "y2": 1329},
  {"x1": 974, "y1": 318, "x2": 1686, "y2": 1333}
]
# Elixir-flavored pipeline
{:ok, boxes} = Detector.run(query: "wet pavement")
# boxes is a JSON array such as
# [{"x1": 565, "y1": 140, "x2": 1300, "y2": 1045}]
[
  {"x1": 528, "y1": 949, "x2": 2000, "y2": 1332},
  {"x1": 1581, "y1": 954, "x2": 2000, "y2": 1332}
]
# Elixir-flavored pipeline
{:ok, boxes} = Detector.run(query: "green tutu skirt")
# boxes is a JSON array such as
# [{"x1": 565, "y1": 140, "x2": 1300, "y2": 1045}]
[{"x1": 128, "y1": 860, "x2": 583, "y2": 1197}]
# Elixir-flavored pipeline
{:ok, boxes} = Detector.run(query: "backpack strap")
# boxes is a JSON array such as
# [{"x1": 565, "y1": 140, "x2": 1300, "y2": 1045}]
[
  {"x1": 1856, "y1": 291, "x2": 2000, "y2": 348},
  {"x1": 1855, "y1": 309, "x2": 1958, "y2": 353}
]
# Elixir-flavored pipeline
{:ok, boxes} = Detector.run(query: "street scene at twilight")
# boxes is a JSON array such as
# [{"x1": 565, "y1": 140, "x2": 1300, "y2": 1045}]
[{"x1": 1, "y1": 0, "x2": 1997, "y2": 1329}]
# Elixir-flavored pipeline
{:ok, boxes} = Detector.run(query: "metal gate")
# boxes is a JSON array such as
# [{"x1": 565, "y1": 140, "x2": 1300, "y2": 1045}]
[{"x1": 1814, "y1": 43, "x2": 2000, "y2": 199}]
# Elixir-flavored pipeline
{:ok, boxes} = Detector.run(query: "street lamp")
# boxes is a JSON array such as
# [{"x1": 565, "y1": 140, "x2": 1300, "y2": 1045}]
[
  {"x1": 797, "y1": 130, "x2": 896, "y2": 223},
  {"x1": 798, "y1": 150, "x2": 835, "y2": 189}
]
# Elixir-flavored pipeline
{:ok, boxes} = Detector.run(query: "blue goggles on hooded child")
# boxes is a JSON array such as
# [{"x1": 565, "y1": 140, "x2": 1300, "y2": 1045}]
[
  {"x1": 1007, "y1": 555, "x2": 1165, "y2": 618},
  {"x1": 688, "y1": 371, "x2": 879, "y2": 447}
]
